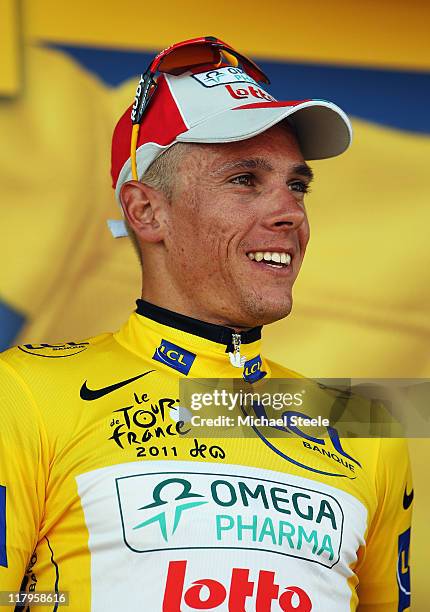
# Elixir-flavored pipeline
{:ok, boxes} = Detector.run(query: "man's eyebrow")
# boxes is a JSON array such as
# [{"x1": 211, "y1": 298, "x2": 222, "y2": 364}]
[
  {"x1": 211, "y1": 157, "x2": 274, "y2": 175},
  {"x1": 292, "y1": 163, "x2": 314, "y2": 182},
  {"x1": 211, "y1": 157, "x2": 314, "y2": 181}
]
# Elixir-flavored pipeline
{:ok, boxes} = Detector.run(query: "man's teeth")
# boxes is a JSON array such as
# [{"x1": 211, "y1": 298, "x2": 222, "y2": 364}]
[{"x1": 247, "y1": 251, "x2": 291, "y2": 265}]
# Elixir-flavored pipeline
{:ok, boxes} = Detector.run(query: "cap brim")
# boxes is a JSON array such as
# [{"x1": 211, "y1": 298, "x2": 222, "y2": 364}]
[{"x1": 176, "y1": 100, "x2": 352, "y2": 160}]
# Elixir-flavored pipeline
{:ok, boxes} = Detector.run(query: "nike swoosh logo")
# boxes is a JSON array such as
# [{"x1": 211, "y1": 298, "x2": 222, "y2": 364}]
[
  {"x1": 403, "y1": 487, "x2": 414, "y2": 510},
  {"x1": 80, "y1": 370, "x2": 155, "y2": 401}
]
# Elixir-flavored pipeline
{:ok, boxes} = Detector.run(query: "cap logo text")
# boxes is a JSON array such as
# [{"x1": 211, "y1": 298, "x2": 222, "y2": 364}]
[
  {"x1": 192, "y1": 66, "x2": 258, "y2": 88},
  {"x1": 225, "y1": 84, "x2": 275, "y2": 101}
]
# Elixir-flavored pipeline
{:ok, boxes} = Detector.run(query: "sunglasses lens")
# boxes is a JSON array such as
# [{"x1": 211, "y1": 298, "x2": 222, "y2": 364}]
[
  {"x1": 219, "y1": 50, "x2": 239, "y2": 67},
  {"x1": 159, "y1": 44, "x2": 221, "y2": 75},
  {"x1": 159, "y1": 44, "x2": 267, "y2": 84},
  {"x1": 230, "y1": 52, "x2": 268, "y2": 83}
]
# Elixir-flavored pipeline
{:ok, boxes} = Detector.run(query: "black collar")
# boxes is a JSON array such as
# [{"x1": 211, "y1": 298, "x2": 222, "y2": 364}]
[{"x1": 136, "y1": 299, "x2": 262, "y2": 347}]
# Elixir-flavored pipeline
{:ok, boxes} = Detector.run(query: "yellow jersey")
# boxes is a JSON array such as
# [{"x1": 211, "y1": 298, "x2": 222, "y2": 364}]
[{"x1": 0, "y1": 300, "x2": 412, "y2": 611}]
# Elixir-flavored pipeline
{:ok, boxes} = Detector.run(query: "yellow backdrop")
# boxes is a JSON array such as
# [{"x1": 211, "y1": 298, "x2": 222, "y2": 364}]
[{"x1": 1, "y1": 1, "x2": 429, "y2": 608}]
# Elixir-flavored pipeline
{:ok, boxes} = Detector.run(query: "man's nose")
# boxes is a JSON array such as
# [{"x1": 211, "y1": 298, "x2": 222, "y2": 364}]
[{"x1": 260, "y1": 188, "x2": 307, "y2": 231}]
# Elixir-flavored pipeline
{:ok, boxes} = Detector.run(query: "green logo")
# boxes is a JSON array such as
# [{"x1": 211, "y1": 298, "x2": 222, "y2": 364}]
[{"x1": 133, "y1": 478, "x2": 207, "y2": 542}]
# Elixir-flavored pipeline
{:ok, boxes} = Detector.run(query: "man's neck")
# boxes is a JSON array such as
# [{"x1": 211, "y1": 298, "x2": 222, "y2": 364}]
[{"x1": 139, "y1": 293, "x2": 258, "y2": 333}]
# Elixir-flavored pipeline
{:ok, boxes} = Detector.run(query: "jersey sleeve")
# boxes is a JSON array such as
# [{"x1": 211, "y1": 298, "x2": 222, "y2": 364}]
[
  {"x1": 0, "y1": 357, "x2": 49, "y2": 591},
  {"x1": 357, "y1": 437, "x2": 413, "y2": 611}
]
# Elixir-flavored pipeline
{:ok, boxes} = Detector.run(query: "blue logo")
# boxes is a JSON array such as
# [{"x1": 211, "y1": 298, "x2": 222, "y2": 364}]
[
  {"x1": 152, "y1": 340, "x2": 196, "y2": 375},
  {"x1": 0, "y1": 485, "x2": 7, "y2": 567},
  {"x1": 244, "y1": 403, "x2": 361, "y2": 479},
  {"x1": 397, "y1": 528, "x2": 411, "y2": 611},
  {"x1": 243, "y1": 355, "x2": 267, "y2": 383}
]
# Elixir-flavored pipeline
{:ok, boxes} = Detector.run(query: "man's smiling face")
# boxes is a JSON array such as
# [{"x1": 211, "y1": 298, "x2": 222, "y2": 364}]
[{"x1": 162, "y1": 123, "x2": 312, "y2": 329}]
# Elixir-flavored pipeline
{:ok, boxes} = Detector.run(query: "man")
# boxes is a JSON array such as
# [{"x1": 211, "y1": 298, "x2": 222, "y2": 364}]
[{"x1": 0, "y1": 37, "x2": 412, "y2": 611}]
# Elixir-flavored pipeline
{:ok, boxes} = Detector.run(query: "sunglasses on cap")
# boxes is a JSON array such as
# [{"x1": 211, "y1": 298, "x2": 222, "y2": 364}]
[{"x1": 129, "y1": 36, "x2": 270, "y2": 180}]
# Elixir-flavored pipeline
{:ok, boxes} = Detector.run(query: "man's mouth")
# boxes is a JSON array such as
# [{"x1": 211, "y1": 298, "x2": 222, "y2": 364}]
[{"x1": 246, "y1": 251, "x2": 292, "y2": 269}]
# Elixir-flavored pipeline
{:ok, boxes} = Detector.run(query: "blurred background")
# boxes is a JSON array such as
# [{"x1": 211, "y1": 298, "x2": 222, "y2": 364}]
[{"x1": 1, "y1": 0, "x2": 429, "y2": 606}]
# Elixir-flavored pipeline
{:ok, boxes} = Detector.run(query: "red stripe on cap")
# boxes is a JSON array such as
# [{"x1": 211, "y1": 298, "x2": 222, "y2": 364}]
[
  {"x1": 111, "y1": 75, "x2": 187, "y2": 188},
  {"x1": 233, "y1": 100, "x2": 310, "y2": 110}
]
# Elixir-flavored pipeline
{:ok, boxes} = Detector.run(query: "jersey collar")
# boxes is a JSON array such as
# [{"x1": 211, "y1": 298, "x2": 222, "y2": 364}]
[{"x1": 135, "y1": 299, "x2": 262, "y2": 351}]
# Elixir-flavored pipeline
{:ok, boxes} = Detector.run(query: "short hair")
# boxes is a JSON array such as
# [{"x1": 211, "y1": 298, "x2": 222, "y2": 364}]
[{"x1": 124, "y1": 142, "x2": 191, "y2": 261}]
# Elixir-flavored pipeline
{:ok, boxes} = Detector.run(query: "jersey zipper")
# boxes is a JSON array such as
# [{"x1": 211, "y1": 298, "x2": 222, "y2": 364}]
[{"x1": 229, "y1": 333, "x2": 246, "y2": 368}]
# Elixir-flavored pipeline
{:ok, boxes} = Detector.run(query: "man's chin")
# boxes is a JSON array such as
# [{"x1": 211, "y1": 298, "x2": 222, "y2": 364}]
[{"x1": 241, "y1": 294, "x2": 293, "y2": 327}]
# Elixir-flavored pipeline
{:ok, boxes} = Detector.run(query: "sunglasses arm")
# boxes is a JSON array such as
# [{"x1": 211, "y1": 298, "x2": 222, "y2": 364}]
[{"x1": 130, "y1": 72, "x2": 157, "y2": 180}]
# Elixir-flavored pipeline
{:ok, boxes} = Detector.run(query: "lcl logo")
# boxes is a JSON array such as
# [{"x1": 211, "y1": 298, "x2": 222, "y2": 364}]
[
  {"x1": 152, "y1": 339, "x2": 196, "y2": 375},
  {"x1": 250, "y1": 403, "x2": 362, "y2": 479},
  {"x1": 243, "y1": 355, "x2": 267, "y2": 383}
]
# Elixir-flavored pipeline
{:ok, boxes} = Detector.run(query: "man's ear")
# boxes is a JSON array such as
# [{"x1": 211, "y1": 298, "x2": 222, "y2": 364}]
[{"x1": 120, "y1": 181, "x2": 168, "y2": 243}]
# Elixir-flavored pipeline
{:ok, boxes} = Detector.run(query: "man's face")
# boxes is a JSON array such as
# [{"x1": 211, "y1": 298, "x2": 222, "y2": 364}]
[{"x1": 162, "y1": 123, "x2": 311, "y2": 328}]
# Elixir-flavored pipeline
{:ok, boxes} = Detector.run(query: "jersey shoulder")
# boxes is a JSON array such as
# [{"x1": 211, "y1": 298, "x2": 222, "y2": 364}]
[
  {"x1": 0, "y1": 330, "x2": 112, "y2": 370},
  {"x1": 0, "y1": 329, "x2": 136, "y2": 435},
  {"x1": 0, "y1": 329, "x2": 128, "y2": 393}
]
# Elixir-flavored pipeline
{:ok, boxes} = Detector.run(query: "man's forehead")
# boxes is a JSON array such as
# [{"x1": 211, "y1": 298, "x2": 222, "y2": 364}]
[
  {"x1": 174, "y1": 123, "x2": 310, "y2": 181},
  {"x1": 208, "y1": 127, "x2": 312, "y2": 177}
]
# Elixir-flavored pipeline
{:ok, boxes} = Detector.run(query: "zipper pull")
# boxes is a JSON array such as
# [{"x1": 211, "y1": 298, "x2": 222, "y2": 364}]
[{"x1": 229, "y1": 333, "x2": 246, "y2": 368}]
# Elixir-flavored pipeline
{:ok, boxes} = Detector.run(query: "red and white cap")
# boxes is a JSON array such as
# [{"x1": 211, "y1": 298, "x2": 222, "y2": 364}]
[{"x1": 109, "y1": 65, "x2": 352, "y2": 237}]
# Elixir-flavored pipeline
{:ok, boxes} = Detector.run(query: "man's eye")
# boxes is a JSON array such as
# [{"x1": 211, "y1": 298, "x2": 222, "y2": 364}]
[
  {"x1": 231, "y1": 174, "x2": 254, "y2": 186},
  {"x1": 289, "y1": 181, "x2": 310, "y2": 194}
]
